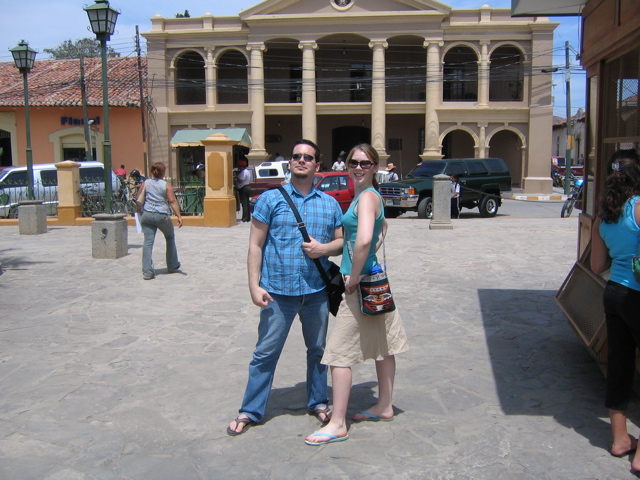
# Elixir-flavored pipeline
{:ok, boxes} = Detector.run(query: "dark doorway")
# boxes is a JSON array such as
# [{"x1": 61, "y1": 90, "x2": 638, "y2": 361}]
[
  {"x1": 0, "y1": 130, "x2": 12, "y2": 167},
  {"x1": 331, "y1": 126, "x2": 370, "y2": 169}
]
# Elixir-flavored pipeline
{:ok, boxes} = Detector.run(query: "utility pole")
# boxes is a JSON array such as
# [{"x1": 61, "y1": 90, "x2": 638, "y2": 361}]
[
  {"x1": 135, "y1": 25, "x2": 148, "y2": 176},
  {"x1": 80, "y1": 55, "x2": 93, "y2": 161},
  {"x1": 564, "y1": 41, "x2": 572, "y2": 196}
]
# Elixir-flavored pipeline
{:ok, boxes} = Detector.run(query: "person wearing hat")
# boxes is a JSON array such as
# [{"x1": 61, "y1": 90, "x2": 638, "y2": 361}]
[
  {"x1": 386, "y1": 163, "x2": 399, "y2": 181},
  {"x1": 235, "y1": 160, "x2": 252, "y2": 222}
]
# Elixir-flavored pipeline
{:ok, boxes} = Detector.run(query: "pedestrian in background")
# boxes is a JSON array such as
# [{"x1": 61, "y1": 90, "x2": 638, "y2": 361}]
[
  {"x1": 450, "y1": 173, "x2": 461, "y2": 218},
  {"x1": 386, "y1": 162, "x2": 399, "y2": 181},
  {"x1": 332, "y1": 151, "x2": 347, "y2": 172},
  {"x1": 590, "y1": 149, "x2": 640, "y2": 470},
  {"x1": 227, "y1": 139, "x2": 344, "y2": 436},
  {"x1": 137, "y1": 162, "x2": 182, "y2": 280},
  {"x1": 235, "y1": 160, "x2": 252, "y2": 222},
  {"x1": 114, "y1": 164, "x2": 127, "y2": 179},
  {"x1": 305, "y1": 143, "x2": 409, "y2": 446}
]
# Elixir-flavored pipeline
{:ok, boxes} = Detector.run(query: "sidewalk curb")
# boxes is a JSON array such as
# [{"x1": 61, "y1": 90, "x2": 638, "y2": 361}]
[{"x1": 511, "y1": 194, "x2": 568, "y2": 201}]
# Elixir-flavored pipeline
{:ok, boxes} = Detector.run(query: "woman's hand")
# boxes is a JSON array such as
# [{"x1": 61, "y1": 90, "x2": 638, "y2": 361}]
[{"x1": 344, "y1": 274, "x2": 364, "y2": 294}]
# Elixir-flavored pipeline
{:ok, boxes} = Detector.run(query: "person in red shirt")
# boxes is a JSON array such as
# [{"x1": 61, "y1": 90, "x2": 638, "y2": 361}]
[{"x1": 114, "y1": 165, "x2": 127, "y2": 178}]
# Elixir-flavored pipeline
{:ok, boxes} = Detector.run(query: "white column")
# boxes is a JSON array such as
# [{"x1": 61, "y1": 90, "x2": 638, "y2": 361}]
[
  {"x1": 299, "y1": 41, "x2": 318, "y2": 142},
  {"x1": 246, "y1": 43, "x2": 268, "y2": 161},
  {"x1": 206, "y1": 48, "x2": 216, "y2": 108},
  {"x1": 478, "y1": 41, "x2": 490, "y2": 107},
  {"x1": 369, "y1": 40, "x2": 388, "y2": 161},
  {"x1": 478, "y1": 122, "x2": 487, "y2": 157},
  {"x1": 421, "y1": 41, "x2": 443, "y2": 160}
]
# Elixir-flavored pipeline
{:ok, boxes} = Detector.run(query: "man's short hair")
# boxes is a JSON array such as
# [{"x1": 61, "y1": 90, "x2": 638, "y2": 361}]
[{"x1": 292, "y1": 139, "x2": 321, "y2": 162}]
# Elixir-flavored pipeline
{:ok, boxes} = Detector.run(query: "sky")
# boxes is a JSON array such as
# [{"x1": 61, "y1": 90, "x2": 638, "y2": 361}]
[{"x1": 0, "y1": 0, "x2": 584, "y2": 118}]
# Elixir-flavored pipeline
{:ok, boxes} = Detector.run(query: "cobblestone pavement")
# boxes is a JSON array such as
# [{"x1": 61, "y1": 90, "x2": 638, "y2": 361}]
[{"x1": 1, "y1": 215, "x2": 637, "y2": 479}]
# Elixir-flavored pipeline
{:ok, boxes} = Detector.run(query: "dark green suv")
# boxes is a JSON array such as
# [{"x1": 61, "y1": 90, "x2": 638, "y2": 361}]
[{"x1": 379, "y1": 158, "x2": 512, "y2": 218}]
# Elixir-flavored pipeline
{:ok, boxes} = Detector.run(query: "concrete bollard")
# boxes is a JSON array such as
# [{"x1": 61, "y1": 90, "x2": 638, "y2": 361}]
[
  {"x1": 18, "y1": 200, "x2": 48, "y2": 235},
  {"x1": 91, "y1": 213, "x2": 128, "y2": 259},
  {"x1": 429, "y1": 174, "x2": 453, "y2": 230}
]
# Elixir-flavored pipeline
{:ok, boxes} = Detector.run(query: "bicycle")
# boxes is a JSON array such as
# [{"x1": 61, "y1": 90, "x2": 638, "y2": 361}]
[{"x1": 561, "y1": 177, "x2": 584, "y2": 218}]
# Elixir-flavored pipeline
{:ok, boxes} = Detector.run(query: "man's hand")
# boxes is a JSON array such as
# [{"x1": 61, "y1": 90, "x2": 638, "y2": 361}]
[
  {"x1": 250, "y1": 286, "x2": 273, "y2": 308},
  {"x1": 302, "y1": 236, "x2": 325, "y2": 259}
]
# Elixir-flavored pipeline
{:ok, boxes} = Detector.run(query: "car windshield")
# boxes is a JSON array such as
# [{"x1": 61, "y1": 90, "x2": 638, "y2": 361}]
[
  {"x1": 312, "y1": 176, "x2": 322, "y2": 187},
  {"x1": 406, "y1": 161, "x2": 446, "y2": 178}
]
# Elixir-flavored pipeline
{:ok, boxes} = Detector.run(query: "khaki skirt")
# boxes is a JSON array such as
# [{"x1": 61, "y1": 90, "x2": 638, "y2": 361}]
[{"x1": 322, "y1": 289, "x2": 409, "y2": 367}]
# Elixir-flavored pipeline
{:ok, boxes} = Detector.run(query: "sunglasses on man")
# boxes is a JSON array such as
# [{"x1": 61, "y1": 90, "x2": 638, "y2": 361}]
[{"x1": 291, "y1": 153, "x2": 316, "y2": 162}]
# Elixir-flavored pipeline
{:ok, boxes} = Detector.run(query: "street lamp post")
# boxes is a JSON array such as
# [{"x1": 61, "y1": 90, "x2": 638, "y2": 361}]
[
  {"x1": 84, "y1": 0, "x2": 119, "y2": 212},
  {"x1": 10, "y1": 40, "x2": 37, "y2": 200}
]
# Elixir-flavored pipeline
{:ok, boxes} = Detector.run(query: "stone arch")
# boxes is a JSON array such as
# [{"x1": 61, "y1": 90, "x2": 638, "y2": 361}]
[
  {"x1": 442, "y1": 44, "x2": 478, "y2": 101},
  {"x1": 440, "y1": 126, "x2": 478, "y2": 159},
  {"x1": 216, "y1": 48, "x2": 249, "y2": 104},
  {"x1": 264, "y1": 38, "x2": 302, "y2": 104},
  {"x1": 386, "y1": 35, "x2": 426, "y2": 102},
  {"x1": 173, "y1": 50, "x2": 206, "y2": 105},
  {"x1": 49, "y1": 126, "x2": 103, "y2": 163},
  {"x1": 0, "y1": 112, "x2": 17, "y2": 167},
  {"x1": 489, "y1": 43, "x2": 525, "y2": 101},
  {"x1": 487, "y1": 127, "x2": 525, "y2": 186},
  {"x1": 316, "y1": 34, "x2": 372, "y2": 102},
  {"x1": 442, "y1": 42, "x2": 480, "y2": 59}
]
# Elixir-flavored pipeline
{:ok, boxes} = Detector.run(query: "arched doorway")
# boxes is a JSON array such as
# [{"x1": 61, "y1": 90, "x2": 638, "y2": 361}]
[
  {"x1": 442, "y1": 130, "x2": 475, "y2": 158},
  {"x1": 331, "y1": 126, "x2": 370, "y2": 169},
  {"x1": 0, "y1": 129, "x2": 12, "y2": 167},
  {"x1": 489, "y1": 130, "x2": 522, "y2": 187}
]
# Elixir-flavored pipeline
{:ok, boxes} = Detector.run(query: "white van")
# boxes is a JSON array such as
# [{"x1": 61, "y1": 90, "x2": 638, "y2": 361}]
[
  {"x1": 254, "y1": 160, "x2": 289, "y2": 179},
  {"x1": 0, "y1": 162, "x2": 119, "y2": 218}
]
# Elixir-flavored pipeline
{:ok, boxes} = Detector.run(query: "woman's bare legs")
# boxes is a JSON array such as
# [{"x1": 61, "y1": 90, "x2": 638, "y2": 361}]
[
  {"x1": 305, "y1": 366, "x2": 351, "y2": 443},
  {"x1": 610, "y1": 409, "x2": 639, "y2": 466},
  {"x1": 353, "y1": 355, "x2": 396, "y2": 420}
]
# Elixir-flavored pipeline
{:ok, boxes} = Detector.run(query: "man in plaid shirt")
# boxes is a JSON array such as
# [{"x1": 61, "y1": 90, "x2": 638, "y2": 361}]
[{"x1": 228, "y1": 140, "x2": 344, "y2": 436}]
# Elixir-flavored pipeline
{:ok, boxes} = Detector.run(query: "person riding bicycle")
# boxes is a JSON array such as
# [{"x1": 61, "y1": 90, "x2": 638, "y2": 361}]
[{"x1": 127, "y1": 169, "x2": 147, "y2": 200}]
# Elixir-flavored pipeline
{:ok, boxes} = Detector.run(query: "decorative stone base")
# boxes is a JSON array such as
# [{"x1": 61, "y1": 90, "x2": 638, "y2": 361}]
[
  {"x1": 203, "y1": 197, "x2": 237, "y2": 227},
  {"x1": 57, "y1": 205, "x2": 81, "y2": 226},
  {"x1": 18, "y1": 201, "x2": 47, "y2": 235},
  {"x1": 91, "y1": 214, "x2": 128, "y2": 259}
]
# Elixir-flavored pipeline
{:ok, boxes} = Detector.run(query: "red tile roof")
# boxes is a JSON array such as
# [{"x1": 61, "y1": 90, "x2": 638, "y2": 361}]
[{"x1": 0, "y1": 56, "x2": 146, "y2": 108}]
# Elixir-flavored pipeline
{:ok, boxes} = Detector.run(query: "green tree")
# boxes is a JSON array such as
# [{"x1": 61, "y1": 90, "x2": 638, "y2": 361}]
[
  {"x1": 176, "y1": 10, "x2": 190, "y2": 18},
  {"x1": 43, "y1": 38, "x2": 120, "y2": 60}
]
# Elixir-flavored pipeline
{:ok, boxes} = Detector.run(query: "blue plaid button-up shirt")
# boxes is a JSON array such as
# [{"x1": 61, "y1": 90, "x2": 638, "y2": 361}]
[{"x1": 252, "y1": 182, "x2": 343, "y2": 296}]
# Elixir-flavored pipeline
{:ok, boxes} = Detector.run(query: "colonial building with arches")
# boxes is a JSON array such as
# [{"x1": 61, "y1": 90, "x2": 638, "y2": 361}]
[{"x1": 143, "y1": 0, "x2": 557, "y2": 192}]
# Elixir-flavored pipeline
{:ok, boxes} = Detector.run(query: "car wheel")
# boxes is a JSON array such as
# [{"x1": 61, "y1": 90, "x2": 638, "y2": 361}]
[
  {"x1": 417, "y1": 196, "x2": 433, "y2": 219},
  {"x1": 479, "y1": 195, "x2": 498, "y2": 217},
  {"x1": 384, "y1": 208, "x2": 400, "y2": 219},
  {"x1": 8, "y1": 205, "x2": 18, "y2": 219}
]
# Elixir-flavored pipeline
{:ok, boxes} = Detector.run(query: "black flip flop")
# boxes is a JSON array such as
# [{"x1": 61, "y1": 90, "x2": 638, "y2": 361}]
[{"x1": 226, "y1": 416, "x2": 254, "y2": 436}]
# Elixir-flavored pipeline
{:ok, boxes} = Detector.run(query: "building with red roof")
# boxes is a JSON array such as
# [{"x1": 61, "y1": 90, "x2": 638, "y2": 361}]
[{"x1": 0, "y1": 56, "x2": 148, "y2": 175}]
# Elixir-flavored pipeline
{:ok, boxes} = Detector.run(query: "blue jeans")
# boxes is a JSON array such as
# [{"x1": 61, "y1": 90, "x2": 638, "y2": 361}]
[
  {"x1": 140, "y1": 211, "x2": 180, "y2": 277},
  {"x1": 239, "y1": 291, "x2": 329, "y2": 423}
]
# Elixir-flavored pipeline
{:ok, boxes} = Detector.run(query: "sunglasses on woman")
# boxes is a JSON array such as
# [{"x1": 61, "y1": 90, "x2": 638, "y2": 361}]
[
  {"x1": 348, "y1": 159, "x2": 374, "y2": 170},
  {"x1": 291, "y1": 153, "x2": 316, "y2": 162}
]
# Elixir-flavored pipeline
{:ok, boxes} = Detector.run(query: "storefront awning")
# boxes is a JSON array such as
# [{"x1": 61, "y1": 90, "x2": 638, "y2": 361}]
[{"x1": 170, "y1": 128, "x2": 252, "y2": 148}]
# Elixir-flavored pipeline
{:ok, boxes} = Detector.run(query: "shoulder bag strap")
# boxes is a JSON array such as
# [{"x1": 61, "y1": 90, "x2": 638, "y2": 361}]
[{"x1": 277, "y1": 187, "x2": 332, "y2": 286}]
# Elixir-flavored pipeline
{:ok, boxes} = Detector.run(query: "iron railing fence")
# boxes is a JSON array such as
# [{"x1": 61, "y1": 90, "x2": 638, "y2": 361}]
[{"x1": 0, "y1": 179, "x2": 59, "y2": 219}]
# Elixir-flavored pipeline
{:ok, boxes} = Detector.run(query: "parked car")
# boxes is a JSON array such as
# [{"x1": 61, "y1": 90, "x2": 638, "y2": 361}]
[
  {"x1": 0, "y1": 161, "x2": 119, "y2": 218},
  {"x1": 379, "y1": 157, "x2": 512, "y2": 218},
  {"x1": 249, "y1": 171, "x2": 355, "y2": 213},
  {"x1": 312, "y1": 171, "x2": 354, "y2": 213},
  {"x1": 551, "y1": 156, "x2": 584, "y2": 178}
]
